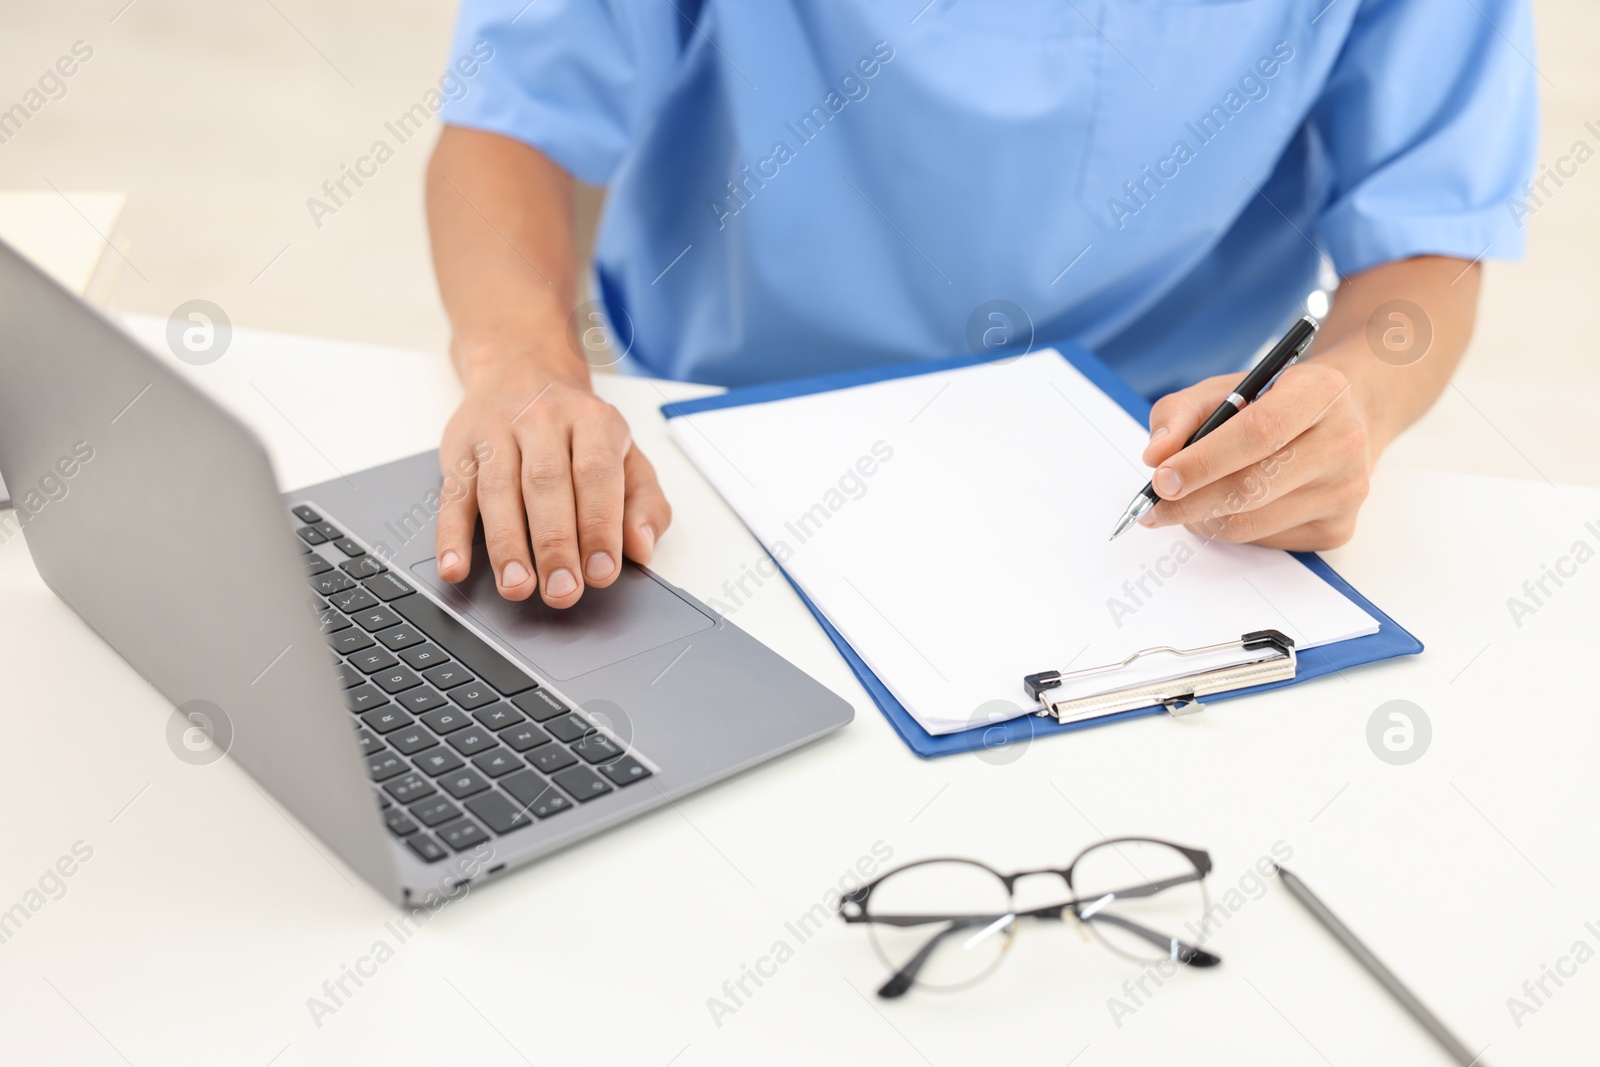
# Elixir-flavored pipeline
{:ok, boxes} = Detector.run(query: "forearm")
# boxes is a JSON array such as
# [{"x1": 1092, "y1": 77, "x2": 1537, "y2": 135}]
[
  {"x1": 1304, "y1": 255, "x2": 1481, "y2": 458},
  {"x1": 426, "y1": 125, "x2": 588, "y2": 391}
]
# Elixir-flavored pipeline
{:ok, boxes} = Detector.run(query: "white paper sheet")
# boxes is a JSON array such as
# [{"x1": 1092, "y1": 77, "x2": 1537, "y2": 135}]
[{"x1": 668, "y1": 351, "x2": 1377, "y2": 735}]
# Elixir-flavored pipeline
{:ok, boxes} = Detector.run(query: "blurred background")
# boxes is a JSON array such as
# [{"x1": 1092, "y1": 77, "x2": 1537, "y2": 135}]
[{"x1": 1, "y1": 0, "x2": 1593, "y2": 484}]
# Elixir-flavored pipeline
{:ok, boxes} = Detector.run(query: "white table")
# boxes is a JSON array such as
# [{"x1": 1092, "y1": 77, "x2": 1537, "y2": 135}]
[{"x1": 0, "y1": 318, "x2": 1593, "y2": 1066}]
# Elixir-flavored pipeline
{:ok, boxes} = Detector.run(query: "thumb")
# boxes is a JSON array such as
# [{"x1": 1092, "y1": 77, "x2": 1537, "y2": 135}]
[{"x1": 1142, "y1": 373, "x2": 1240, "y2": 467}]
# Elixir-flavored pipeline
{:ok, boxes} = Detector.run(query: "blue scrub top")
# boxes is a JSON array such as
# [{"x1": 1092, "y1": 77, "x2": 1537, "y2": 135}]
[{"x1": 440, "y1": 0, "x2": 1537, "y2": 398}]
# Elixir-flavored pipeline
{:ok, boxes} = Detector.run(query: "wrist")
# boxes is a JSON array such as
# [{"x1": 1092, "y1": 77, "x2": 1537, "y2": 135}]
[{"x1": 452, "y1": 335, "x2": 592, "y2": 394}]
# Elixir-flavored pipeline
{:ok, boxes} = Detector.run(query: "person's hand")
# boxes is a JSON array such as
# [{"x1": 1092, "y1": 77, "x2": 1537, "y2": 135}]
[
  {"x1": 434, "y1": 357, "x2": 672, "y2": 607},
  {"x1": 1137, "y1": 359, "x2": 1376, "y2": 551}
]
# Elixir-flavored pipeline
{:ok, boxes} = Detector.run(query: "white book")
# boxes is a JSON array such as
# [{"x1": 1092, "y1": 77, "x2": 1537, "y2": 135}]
[{"x1": 667, "y1": 350, "x2": 1377, "y2": 736}]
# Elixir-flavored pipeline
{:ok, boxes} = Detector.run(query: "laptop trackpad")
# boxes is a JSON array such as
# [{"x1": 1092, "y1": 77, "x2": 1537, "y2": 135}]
[{"x1": 409, "y1": 557, "x2": 714, "y2": 681}]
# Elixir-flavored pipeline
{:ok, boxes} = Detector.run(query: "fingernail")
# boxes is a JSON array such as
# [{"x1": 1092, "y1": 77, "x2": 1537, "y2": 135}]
[
  {"x1": 585, "y1": 552, "x2": 614, "y2": 581},
  {"x1": 640, "y1": 524, "x2": 656, "y2": 552},
  {"x1": 1149, "y1": 426, "x2": 1170, "y2": 445},
  {"x1": 545, "y1": 568, "x2": 577, "y2": 598},
  {"x1": 440, "y1": 550, "x2": 460, "y2": 571},
  {"x1": 502, "y1": 560, "x2": 529, "y2": 587},
  {"x1": 1139, "y1": 511, "x2": 1158, "y2": 527},
  {"x1": 1153, "y1": 467, "x2": 1183, "y2": 497}
]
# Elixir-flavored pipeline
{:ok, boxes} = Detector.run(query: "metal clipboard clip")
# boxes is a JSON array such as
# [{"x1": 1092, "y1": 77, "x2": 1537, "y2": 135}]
[{"x1": 1022, "y1": 630, "x2": 1296, "y2": 725}]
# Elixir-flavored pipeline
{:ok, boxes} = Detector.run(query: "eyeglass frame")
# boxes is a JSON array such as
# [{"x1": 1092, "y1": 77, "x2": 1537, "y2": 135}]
[{"x1": 838, "y1": 836, "x2": 1221, "y2": 998}]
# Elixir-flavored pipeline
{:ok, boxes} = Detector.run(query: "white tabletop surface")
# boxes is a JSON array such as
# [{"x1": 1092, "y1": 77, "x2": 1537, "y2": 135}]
[{"x1": 0, "y1": 316, "x2": 1593, "y2": 1067}]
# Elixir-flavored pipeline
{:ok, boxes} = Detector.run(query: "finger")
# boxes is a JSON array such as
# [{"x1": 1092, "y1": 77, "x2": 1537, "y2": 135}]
[
  {"x1": 1142, "y1": 374, "x2": 1237, "y2": 467},
  {"x1": 1144, "y1": 443, "x2": 1312, "y2": 530},
  {"x1": 570, "y1": 403, "x2": 629, "y2": 589},
  {"x1": 519, "y1": 422, "x2": 585, "y2": 608},
  {"x1": 434, "y1": 441, "x2": 487, "y2": 583},
  {"x1": 621, "y1": 446, "x2": 672, "y2": 565},
  {"x1": 1152, "y1": 363, "x2": 1349, "y2": 503},
  {"x1": 1252, "y1": 513, "x2": 1359, "y2": 552},
  {"x1": 1181, "y1": 490, "x2": 1331, "y2": 546},
  {"x1": 475, "y1": 436, "x2": 538, "y2": 600}
]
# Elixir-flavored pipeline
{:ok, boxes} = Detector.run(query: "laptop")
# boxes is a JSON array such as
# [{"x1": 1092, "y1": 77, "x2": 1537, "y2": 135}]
[{"x1": 0, "y1": 238, "x2": 853, "y2": 903}]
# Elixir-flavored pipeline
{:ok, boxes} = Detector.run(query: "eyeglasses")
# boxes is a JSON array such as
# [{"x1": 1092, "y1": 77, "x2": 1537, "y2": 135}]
[{"x1": 839, "y1": 837, "x2": 1221, "y2": 998}]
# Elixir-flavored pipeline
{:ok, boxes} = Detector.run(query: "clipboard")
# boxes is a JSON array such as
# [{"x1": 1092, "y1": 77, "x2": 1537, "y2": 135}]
[{"x1": 662, "y1": 344, "x2": 1423, "y2": 759}]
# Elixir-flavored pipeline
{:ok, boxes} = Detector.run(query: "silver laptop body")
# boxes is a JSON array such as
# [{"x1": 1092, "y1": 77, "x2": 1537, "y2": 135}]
[{"x1": 0, "y1": 238, "x2": 853, "y2": 903}]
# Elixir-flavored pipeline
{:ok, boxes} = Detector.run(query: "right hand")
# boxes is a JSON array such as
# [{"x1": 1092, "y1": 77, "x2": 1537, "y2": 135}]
[{"x1": 435, "y1": 357, "x2": 672, "y2": 608}]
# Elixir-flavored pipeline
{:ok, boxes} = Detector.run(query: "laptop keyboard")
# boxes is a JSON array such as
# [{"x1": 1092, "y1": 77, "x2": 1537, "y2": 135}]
[{"x1": 291, "y1": 504, "x2": 654, "y2": 864}]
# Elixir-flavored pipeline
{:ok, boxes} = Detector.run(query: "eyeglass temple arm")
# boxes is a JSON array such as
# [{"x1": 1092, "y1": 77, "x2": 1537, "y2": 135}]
[
  {"x1": 876, "y1": 916, "x2": 1002, "y2": 999},
  {"x1": 851, "y1": 872, "x2": 1201, "y2": 928},
  {"x1": 1083, "y1": 911, "x2": 1221, "y2": 967}
]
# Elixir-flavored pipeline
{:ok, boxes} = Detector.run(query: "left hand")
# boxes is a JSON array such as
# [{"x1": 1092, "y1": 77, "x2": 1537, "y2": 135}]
[{"x1": 1137, "y1": 358, "x2": 1375, "y2": 551}]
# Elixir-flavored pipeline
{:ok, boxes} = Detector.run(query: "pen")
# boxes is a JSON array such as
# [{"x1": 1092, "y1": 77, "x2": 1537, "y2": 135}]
[
  {"x1": 1109, "y1": 315, "x2": 1319, "y2": 540},
  {"x1": 1274, "y1": 864, "x2": 1488, "y2": 1067}
]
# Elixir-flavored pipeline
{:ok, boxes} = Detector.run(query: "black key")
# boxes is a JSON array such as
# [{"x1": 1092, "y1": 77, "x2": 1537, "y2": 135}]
[
  {"x1": 419, "y1": 706, "x2": 473, "y2": 735},
  {"x1": 528, "y1": 745, "x2": 577, "y2": 775},
  {"x1": 377, "y1": 792, "x2": 392, "y2": 808},
  {"x1": 448, "y1": 683, "x2": 499, "y2": 711},
  {"x1": 571, "y1": 732, "x2": 624, "y2": 765},
  {"x1": 333, "y1": 662, "x2": 365, "y2": 689},
  {"x1": 360, "y1": 706, "x2": 413, "y2": 734},
  {"x1": 396, "y1": 686, "x2": 448, "y2": 714},
  {"x1": 350, "y1": 647, "x2": 399, "y2": 674},
  {"x1": 464, "y1": 791, "x2": 537, "y2": 835},
  {"x1": 376, "y1": 624, "x2": 425, "y2": 652},
  {"x1": 354, "y1": 728, "x2": 385, "y2": 756},
  {"x1": 327, "y1": 629, "x2": 375, "y2": 656},
  {"x1": 408, "y1": 796, "x2": 461, "y2": 827},
  {"x1": 299, "y1": 541, "x2": 314, "y2": 554},
  {"x1": 343, "y1": 684, "x2": 388, "y2": 713},
  {"x1": 313, "y1": 521, "x2": 343, "y2": 540},
  {"x1": 292, "y1": 504, "x2": 322, "y2": 524},
  {"x1": 598, "y1": 755, "x2": 653, "y2": 787},
  {"x1": 501, "y1": 770, "x2": 572, "y2": 818},
  {"x1": 438, "y1": 768, "x2": 491, "y2": 799},
  {"x1": 366, "y1": 752, "x2": 408, "y2": 782},
  {"x1": 446, "y1": 726, "x2": 496, "y2": 757},
  {"x1": 308, "y1": 570, "x2": 356, "y2": 597},
  {"x1": 473, "y1": 703, "x2": 524, "y2": 731},
  {"x1": 512, "y1": 688, "x2": 570, "y2": 722},
  {"x1": 545, "y1": 713, "x2": 594, "y2": 745},
  {"x1": 352, "y1": 605, "x2": 402, "y2": 632},
  {"x1": 341, "y1": 555, "x2": 387, "y2": 579},
  {"x1": 436, "y1": 818, "x2": 490, "y2": 852},
  {"x1": 553, "y1": 765, "x2": 612, "y2": 803},
  {"x1": 399, "y1": 643, "x2": 448, "y2": 671},
  {"x1": 414, "y1": 747, "x2": 465, "y2": 777},
  {"x1": 406, "y1": 834, "x2": 448, "y2": 863},
  {"x1": 422, "y1": 663, "x2": 474, "y2": 690},
  {"x1": 384, "y1": 771, "x2": 436, "y2": 804},
  {"x1": 373, "y1": 667, "x2": 422, "y2": 694},
  {"x1": 332, "y1": 537, "x2": 366, "y2": 558},
  {"x1": 296, "y1": 525, "x2": 327, "y2": 545},
  {"x1": 330, "y1": 588, "x2": 379, "y2": 614},
  {"x1": 305, "y1": 555, "x2": 334, "y2": 577},
  {"x1": 498, "y1": 722, "x2": 551, "y2": 753},
  {"x1": 317, "y1": 607, "x2": 351, "y2": 635},
  {"x1": 384, "y1": 810, "x2": 418, "y2": 836},
  {"x1": 387, "y1": 726, "x2": 437, "y2": 757},
  {"x1": 470, "y1": 748, "x2": 521, "y2": 778},
  {"x1": 363, "y1": 573, "x2": 415, "y2": 601},
  {"x1": 392, "y1": 595, "x2": 538, "y2": 696}
]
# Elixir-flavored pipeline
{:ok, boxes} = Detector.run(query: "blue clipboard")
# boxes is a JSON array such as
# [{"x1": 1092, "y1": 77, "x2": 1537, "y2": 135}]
[{"x1": 662, "y1": 344, "x2": 1423, "y2": 759}]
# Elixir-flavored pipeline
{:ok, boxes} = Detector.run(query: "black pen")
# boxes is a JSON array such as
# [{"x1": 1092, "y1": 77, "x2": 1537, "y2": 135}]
[{"x1": 1109, "y1": 315, "x2": 1319, "y2": 540}]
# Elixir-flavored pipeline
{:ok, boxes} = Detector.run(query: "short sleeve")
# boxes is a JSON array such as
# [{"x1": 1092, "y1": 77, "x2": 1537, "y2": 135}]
[
  {"x1": 1310, "y1": 0, "x2": 1539, "y2": 275},
  {"x1": 438, "y1": 0, "x2": 693, "y2": 185}
]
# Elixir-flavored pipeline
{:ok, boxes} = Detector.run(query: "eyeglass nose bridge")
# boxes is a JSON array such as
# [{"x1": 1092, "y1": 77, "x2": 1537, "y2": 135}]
[{"x1": 1001, "y1": 867, "x2": 1072, "y2": 892}]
